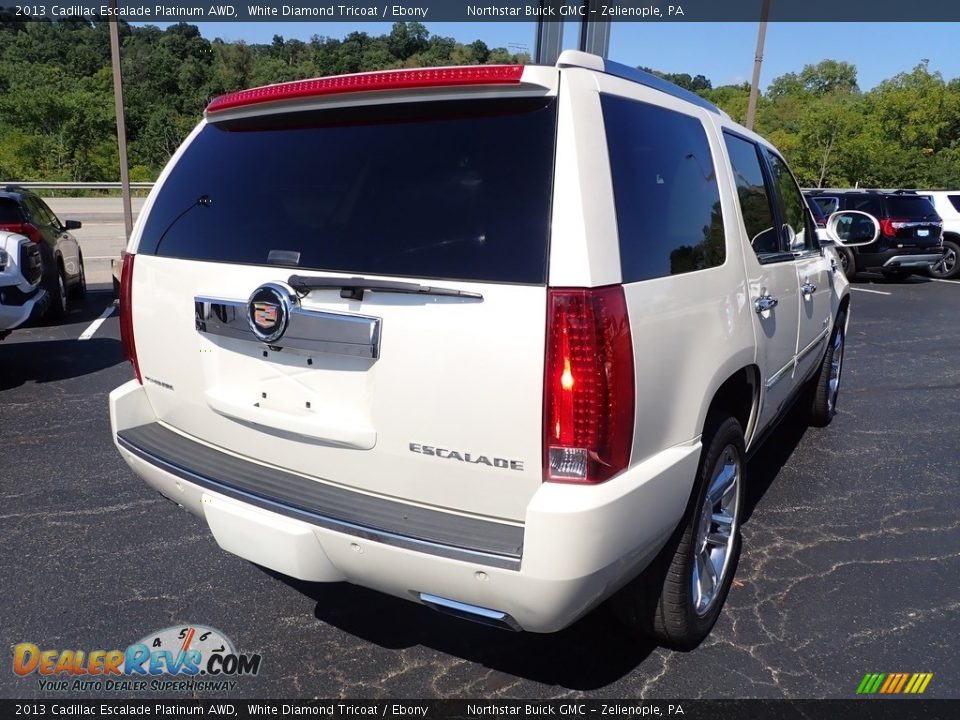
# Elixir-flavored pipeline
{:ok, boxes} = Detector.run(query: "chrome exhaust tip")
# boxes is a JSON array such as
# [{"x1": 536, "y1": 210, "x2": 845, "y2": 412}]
[{"x1": 418, "y1": 592, "x2": 522, "y2": 632}]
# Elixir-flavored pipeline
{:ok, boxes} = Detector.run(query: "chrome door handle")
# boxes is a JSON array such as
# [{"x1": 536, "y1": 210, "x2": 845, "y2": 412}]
[
  {"x1": 755, "y1": 294, "x2": 778, "y2": 314},
  {"x1": 801, "y1": 281, "x2": 817, "y2": 295}
]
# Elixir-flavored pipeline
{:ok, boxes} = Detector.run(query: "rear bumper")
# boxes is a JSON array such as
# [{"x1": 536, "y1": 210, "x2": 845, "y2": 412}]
[
  {"x1": 882, "y1": 253, "x2": 944, "y2": 269},
  {"x1": 856, "y1": 248, "x2": 943, "y2": 271},
  {"x1": 0, "y1": 285, "x2": 48, "y2": 331},
  {"x1": 109, "y1": 380, "x2": 700, "y2": 633}
]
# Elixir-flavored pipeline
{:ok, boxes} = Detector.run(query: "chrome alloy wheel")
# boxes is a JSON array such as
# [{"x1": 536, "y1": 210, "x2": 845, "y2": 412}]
[
  {"x1": 827, "y1": 324, "x2": 845, "y2": 413},
  {"x1": 932, "y1": 246, "x2": 957, "y2": 276},
  {"x1": 692, "y1": 445, "x2": 741, "y2": 616}
]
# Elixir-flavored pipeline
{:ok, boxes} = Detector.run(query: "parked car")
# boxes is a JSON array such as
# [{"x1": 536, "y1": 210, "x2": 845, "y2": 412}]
[
  {"x1": 110, "y1": 52, "x2": 876, "y2": 649},
  {"x1": 0, "y1": 186, "x2": 86, "y2": 318},
  {"x1": 915, "y1": 190, "x2": 960, "y2": 279},
  {"x1": 0, "y1": 230, "x2": 48, "y2": 340},
  {"x1": 805, "y1": 189, "x2": 944, "y2": 280}
]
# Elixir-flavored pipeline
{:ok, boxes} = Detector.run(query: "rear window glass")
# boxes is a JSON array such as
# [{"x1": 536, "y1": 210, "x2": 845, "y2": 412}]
[
  {"x1": 602, "y1": 94, "x2": 724, "y2": 282},
  {"x1": 139, "y1": 98, "x2": 557, "y2": 284},
  {"x1": 887, "y1": 195, "x2": 937, "y2": 219},
  {"x1": 0, "y1": 198, "x2": 23, "y2": 224}
]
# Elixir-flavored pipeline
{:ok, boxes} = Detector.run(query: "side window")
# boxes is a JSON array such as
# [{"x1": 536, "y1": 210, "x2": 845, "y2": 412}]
[
  {"x1": 35, "y1": 198, "x2": 63, "y2": 230},
  {"x1": 948, "y1": 195, "x2": 960, "y2": 213},
  {"x1": 22, "y1": 197, "x2": 54, "y2": 228},
  {"x1": 813, "y1": 197, "x2": 838, "y2": 215},
  {"x1": 601, "y1": 94, "x2": 725, "y2": 282},
  {"x1": 722, "y1": 132, "x2": 781, "y2": 261},
  {"x1": 765, "y1": 152, "x2": 816, "y2": 253}
]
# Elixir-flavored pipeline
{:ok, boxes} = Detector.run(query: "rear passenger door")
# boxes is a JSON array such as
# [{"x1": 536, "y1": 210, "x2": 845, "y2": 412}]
[
  {"x1": 723, "y1": 132, "x2": 801, "y2": 429},
  {"x1": 764, "y1": 151, "x2": 834, "y2": 384}
]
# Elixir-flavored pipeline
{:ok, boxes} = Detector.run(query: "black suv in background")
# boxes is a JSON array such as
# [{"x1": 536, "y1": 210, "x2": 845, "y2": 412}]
[
  {"x1": 0, "y1": 186, "x2": 86, "y2": 318},
  {"x1": 805, "y1": 190, "x2": 944, "y2": 280}
]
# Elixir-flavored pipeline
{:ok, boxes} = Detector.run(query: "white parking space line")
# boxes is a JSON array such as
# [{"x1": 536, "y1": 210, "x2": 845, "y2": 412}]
[
  {"x1": 78, "y1": 301, "x2": 119, "y2": 341},
  {"x1": 930, "y1": 278, "x2": 960, "y2": 284},
  {"x1": 850, "y1": 287, "x2": 892, "y2": 296}
]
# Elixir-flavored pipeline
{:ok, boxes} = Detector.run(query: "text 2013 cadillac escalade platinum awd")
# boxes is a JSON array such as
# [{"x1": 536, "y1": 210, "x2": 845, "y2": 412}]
[{"x1": 109, "y1": 52, "x2": 877, "y2": 649}]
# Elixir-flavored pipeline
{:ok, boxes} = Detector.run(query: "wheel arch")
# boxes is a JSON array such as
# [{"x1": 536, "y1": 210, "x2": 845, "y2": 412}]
[{"x1": 700, "y1": 363, "x2": 760, "y2": 453}]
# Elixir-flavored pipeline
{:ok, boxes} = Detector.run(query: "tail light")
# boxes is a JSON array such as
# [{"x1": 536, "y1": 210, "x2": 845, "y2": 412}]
[
  {"x1": 544, "y1": 286, "x2": 634, "y2": 484},
  {"x1": 119, "y1": 253, "x2": 141, "y2": 384},
  {"x1": 879, "y1": 217, "x2": 909, "y2": 236},
  {"x1": 0, "y1": 222, "x2": 41, "y2": 243}
]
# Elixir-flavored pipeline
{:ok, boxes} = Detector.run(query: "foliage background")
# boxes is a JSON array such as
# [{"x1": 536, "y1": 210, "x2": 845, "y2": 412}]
[{"x1": 2, "y1": 18, "x2": 959, "y2": 189}]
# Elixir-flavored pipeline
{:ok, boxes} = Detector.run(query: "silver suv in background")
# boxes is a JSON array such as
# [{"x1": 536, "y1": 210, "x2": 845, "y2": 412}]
[
  {"x1": 917, "y1": 190, "x2": 960, "y2": 279},
  {"x1": 110, "y1": 52, "x2": 876, "y2": 649}
]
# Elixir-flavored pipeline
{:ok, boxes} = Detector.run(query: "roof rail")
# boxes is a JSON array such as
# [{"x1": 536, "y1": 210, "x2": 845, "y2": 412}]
[
  {"x1": 804, "y1": 188, "x2": 916, "y2": 195},
  {"x1": 555, "y1": 50, "x2": 722, "y2": 116}
]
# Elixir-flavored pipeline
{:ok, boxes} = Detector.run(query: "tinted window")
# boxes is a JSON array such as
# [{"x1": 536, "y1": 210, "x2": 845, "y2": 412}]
[
  {"x1": 948, "y1": 195, "x2": 960, "y2": 212},
  {"x1": 887, "y1": 195, "x2": 938, "y2": 219},
  {"x1": 723, "y1": 133, "x2": 780, "y2": 260},
  {"x1": 140, "y1": 99, "x2": 557, "y2": 284},
  {"x1": 766, "y1": 152, "x2": 816, "y2": 252},
  {"x1": 0, "y1": 198, "x2": 23, "y2": 224},
  {"x1": 846, "y1": 195, "x2": 882, "y2": 216},
  {"x1": 602, "y1": 95, "x2": 724, "y2": 282},
  {"x1": 806, "y1": 196, "x2": 827, "y2": 224},
  {"x1": 811, "y1": 196, "x2": 839, "y2": 215}
]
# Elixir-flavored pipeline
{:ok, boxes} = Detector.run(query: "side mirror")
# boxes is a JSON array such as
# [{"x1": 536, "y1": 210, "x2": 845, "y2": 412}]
[
  {"x1": 64, "y1": 219, "x2": 82, "y2": 230},
  {"x1": 824, "y1": 210, "x2": 878, "y2": 247}
]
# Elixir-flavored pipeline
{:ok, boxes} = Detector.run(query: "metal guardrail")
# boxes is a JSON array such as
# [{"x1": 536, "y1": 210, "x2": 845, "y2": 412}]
[{"x1": 2, "y1": 181, "x2": 154, "y2": 190}]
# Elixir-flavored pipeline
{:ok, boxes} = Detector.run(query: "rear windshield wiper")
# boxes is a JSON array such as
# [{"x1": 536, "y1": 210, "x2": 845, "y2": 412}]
[{"x1": 288, "y1": 275, "x2": 483, "y2": 301}]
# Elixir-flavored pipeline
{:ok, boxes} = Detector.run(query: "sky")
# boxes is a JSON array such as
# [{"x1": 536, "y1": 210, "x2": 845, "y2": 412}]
[{"x1": 135, "y1": 21, "x2": 960, "y2": 91}]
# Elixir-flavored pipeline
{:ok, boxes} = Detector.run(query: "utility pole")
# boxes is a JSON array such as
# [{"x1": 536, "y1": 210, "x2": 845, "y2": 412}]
[
  {"x1": 745, "y1": 0, "x2": 771, "y2": 131},
  {"x1": 108, "y1": 0, "x2": 133, "y2": 241}
]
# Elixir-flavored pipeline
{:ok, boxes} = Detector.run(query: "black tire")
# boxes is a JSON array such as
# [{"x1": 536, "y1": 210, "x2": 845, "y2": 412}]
[
  {"x1": 614, "y1": 415, "x2": 745, "y2": 650},
  {"x1": 837, "y1": 247, "x2": 856, "y2": 279},
  {"x1": 46, "y1": 269, "x2": 68, "y2": 321},
  {"x1": 70, "y1": 255, "x2": 87, "y2": 301},
  {"x1": 929, "y1": 239, "x2": 960, "y2": 280},
  {"x1": 808, "y1": 311, "x2": 846, "y2": 427}
]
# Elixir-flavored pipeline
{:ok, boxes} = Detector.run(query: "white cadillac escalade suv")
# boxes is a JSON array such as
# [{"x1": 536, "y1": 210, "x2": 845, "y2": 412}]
[{"x1": 110, "y1": 52, "x2": 877, "y2": 649}]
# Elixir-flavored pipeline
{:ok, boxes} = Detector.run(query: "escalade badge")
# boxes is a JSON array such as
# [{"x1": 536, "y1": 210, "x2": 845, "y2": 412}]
[{"x1": 246, "y1": 283, "x2": 294, "y2": 343}]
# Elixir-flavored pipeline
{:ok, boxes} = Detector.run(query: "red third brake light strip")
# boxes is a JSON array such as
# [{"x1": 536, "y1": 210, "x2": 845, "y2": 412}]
[{"x1": 206, "y1": 65, "x2": 526, "y2": 113}]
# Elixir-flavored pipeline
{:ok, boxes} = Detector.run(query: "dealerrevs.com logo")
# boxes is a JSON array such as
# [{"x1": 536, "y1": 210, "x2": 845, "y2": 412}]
[{"x1": 13, "y1": 625, "x2": 262, "y2": 693}]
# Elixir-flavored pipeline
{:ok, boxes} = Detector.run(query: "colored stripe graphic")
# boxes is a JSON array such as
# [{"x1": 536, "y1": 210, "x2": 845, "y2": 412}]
[
  {"x1": 893, "y1": 673, "x2": 910, "y2": 693},
  {"x1": 857, "y1": 673, "x2": 933, "y2": 695}
]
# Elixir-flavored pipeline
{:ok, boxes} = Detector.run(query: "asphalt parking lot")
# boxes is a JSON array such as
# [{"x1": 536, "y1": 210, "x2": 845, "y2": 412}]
[{"x1": 1, "y1": 274, "x2": 958, "y2": 700}]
